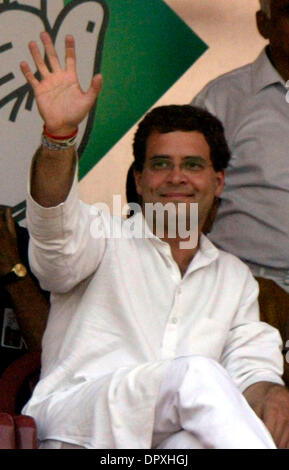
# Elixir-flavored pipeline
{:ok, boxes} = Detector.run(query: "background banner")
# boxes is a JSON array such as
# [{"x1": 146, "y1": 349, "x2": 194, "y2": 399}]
[{"x1": 0, "y1": 0, "x2": 265, "y2": 218}]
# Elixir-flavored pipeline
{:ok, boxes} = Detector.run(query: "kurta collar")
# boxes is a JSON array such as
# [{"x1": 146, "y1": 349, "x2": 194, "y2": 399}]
[
  {"x1": 252, "y1": 47, "x2": 286, "y2": 94},
  {"x1": 187, "y1": 234, "x2": 219, "y2": 274},
  {"x1": 128, "y1": 211, "x2": 219, "y2": 274}
]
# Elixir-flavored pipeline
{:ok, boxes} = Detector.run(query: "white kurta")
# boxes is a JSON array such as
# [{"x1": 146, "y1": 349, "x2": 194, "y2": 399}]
[{"x1": 23, "y1": 175, "x2": 283, "y2": 448}]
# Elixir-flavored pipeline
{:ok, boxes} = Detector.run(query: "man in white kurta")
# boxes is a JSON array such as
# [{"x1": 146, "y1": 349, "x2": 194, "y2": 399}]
[
  {"x1": 20, "y1": 32, "x2": 289, "y2": 449},
  {"x1": 23, "y1": 180, "x2": 283, "y2": 448}
]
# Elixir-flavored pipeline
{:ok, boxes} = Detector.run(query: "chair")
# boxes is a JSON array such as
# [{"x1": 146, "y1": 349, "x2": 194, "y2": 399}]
[
  {"x1": 0, "y1": 413, "x2": 15, "y2": 449},
  {"x1": 0, "y1": 351, "x2": 41, "y2": 449},
  {"x1": 256, "y1": 277, "x2": 289, "y2": 388}
]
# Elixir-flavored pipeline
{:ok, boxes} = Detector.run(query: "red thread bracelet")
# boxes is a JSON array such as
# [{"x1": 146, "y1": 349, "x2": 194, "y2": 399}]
[{"x1": 43, "y1": 125, "x2": 78, "y2": 141}]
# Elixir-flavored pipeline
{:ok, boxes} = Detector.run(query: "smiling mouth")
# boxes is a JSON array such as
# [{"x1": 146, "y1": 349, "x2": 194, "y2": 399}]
[{"x1": 159, "y1": 193, "x2": 194, "y2": 199}]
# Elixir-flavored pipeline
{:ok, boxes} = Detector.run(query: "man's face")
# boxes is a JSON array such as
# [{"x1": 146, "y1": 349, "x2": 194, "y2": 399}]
[
  {"x1": 258, "y1": 1, "x2": 289, "y2": 64},
  {"x1": 134, "y1": 130, "x2": 225, "y2": 232}
]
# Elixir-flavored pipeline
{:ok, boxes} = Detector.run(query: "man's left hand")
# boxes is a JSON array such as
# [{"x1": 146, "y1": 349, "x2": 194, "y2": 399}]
[{"x1": 244, "y1": 381, "x2": 289, "y2": 448}]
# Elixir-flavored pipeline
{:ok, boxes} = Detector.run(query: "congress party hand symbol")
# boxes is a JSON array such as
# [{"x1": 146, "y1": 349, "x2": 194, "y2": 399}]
[{"x1": 0, "y1": 0, "x2": 108, "y2": 219}]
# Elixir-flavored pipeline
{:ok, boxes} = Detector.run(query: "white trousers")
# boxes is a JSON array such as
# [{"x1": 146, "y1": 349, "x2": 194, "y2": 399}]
[
  {"x1": 152, "y1": 356, "x2": 275, "y2": 449},
  {"x1": 39, "y1": 356, "x2": 276, "y2": 449}
]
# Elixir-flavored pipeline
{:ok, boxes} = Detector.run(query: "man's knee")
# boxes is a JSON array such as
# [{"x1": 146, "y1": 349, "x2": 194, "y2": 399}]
[
  {"x1": 157, "y1": 355, "x2": 235, "y2": 414},
  {"x1": 171, "y1": 355, "x2": 240, "y2": 403}
]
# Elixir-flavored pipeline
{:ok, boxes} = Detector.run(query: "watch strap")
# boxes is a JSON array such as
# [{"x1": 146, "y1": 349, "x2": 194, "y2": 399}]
[{"x1": 0, "y1": 271, "x2": 20, "y2": 285}]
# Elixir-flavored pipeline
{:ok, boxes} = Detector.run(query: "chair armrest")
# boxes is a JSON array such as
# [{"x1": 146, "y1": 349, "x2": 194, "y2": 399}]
[
  {"x1": 0, "y1": 413, "x2": 16, "y2": 449},
  {"x1": 14, "y1": 415, "x2": 38, "y2": 449}
]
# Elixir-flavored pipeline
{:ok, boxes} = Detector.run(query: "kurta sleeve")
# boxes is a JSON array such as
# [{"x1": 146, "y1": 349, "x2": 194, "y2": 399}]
[
  {"x1": 26, "y1": 167, "x2": 106, "y2": 293},
  {"x1": 221, "y1": 269, "x2": 284, "y2": 393}
]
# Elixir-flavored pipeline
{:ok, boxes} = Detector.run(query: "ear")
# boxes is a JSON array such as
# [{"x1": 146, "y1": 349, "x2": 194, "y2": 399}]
[
  {"x1": 133, "y1": 169, "x2": 143, "y2": 196},
  {"x1": 202, "y1": 197, "x2": 220, "y2": 234},
  {"x1": 214, "y1": 170, "x2": 225, "y2": 198},
  {"x1": 256, "y1": 10, "x2": 271, "y2": 40}
]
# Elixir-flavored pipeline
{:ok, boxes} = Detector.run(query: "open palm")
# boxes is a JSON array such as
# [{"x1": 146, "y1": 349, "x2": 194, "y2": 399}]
[{"x1": 21, "y1": 33, "x2": 102, "y2": 135}]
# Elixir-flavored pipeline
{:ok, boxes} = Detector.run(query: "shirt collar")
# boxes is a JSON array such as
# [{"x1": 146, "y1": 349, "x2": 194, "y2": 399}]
[
  {"x1": 127, "y1": 211, "x2": 219, "y2": 273},
  {"x1": 252, "y1": 47, "x2": 286, "y2": 94},
  {"x1": 186, "y1": 234, "x2": 219, "y2": 275}
]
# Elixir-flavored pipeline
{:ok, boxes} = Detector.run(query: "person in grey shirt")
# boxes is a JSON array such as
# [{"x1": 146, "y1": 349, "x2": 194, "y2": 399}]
[{"x1": 192, "y1": 0, "x2": 289, "y2": 386}]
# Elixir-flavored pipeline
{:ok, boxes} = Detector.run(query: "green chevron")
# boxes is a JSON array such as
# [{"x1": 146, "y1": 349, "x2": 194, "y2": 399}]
[{"x1": 65, "y1": 0, "x2": 207, "y2": 179}]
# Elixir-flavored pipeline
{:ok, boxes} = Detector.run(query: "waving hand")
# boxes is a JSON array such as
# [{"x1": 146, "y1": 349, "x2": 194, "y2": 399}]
[{"x1": 20, "y1": 32, "x2": 102, "y2": 135}]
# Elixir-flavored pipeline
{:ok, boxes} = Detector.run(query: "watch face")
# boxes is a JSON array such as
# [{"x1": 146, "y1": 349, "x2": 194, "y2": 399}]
[{"x1": 12, "y1": 263, "x2": 27, "y2": 278}]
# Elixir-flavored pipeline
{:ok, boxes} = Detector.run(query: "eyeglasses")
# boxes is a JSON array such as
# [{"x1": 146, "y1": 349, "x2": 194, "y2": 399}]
[{"x1": 147, "y1": 156, "x2": 213, "y2": 174}]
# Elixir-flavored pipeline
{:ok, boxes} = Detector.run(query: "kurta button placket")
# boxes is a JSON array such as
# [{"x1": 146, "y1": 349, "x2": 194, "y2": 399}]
[{"x1": 161, "y1": 284, "x2": 182, "y2": 358}]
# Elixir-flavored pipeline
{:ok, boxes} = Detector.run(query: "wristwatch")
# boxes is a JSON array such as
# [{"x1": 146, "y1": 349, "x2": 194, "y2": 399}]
[{"x1": 0, "y1": 263, "x2": 28, "y2": 285}]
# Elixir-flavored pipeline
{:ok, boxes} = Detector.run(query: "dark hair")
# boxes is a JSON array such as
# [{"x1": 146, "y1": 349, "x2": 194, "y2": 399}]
[
  {"x1": 133, "y1": 105, "x2": 231, "y2": 172},
  {"x1": 126, "y1": 163, "x2": 140, "y2": 205},
  {"x1": 125, "y1": 162, "x2": 142, "y2": 217}
]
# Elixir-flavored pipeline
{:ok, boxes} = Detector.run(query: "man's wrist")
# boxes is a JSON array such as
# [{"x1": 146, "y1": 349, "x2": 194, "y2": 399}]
[
  {"x1": 244, "y1": 381, "x2": 285, "y2": 411},
  {"x1": 43, "y1": 125, "x2": 78, "y2": 137},
  {"x1": 41, "y1": 133, "x2": 77, "y2": 151},
  {"x1": 262, "y1": 382, "x2": 287, "y2": 399},
  {"x1": 43, "y1": 125, "x2": 78, "y2": 141},
  {"x1": 245, "y1": 381, "x2": 284, "y2": 396},
  {"x1": 42, "y1": 125, "x2": 78, "y2": 150}
]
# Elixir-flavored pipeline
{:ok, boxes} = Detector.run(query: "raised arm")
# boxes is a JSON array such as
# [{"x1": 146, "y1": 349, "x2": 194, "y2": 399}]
[{"x1": 20, "y1": 32, "x2": 102, "y2": 207}]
